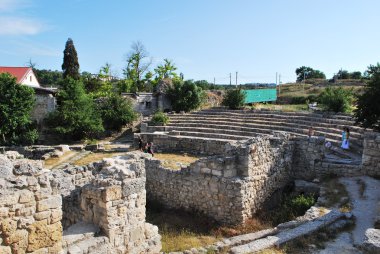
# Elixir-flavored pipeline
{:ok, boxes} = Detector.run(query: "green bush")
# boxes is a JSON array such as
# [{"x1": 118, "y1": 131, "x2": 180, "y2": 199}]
[
  {"x1": 0, "y1": 73, "x2": 38, "y2": 145},
  {"x1": 46, "y1": 78, "x2": 104, "y2": 140},
  {"x1": 319, "y1": 87, "x2": 354, "y2": 113},
  {"x1": 151, "y1": 111, "x2": 169, "y2": 125},
  {"x1": 290, "y1": 96, "x2": 307, "y2": 104},
  {"x1": 222, "y1": 88, "x2": 246, "y2": 109},
  {"x1": 167, "y1": 80, "x2": 205, "y2": 112},
  {"x1": 98, "y1": 94, "x2": 138, "y2": 131}
]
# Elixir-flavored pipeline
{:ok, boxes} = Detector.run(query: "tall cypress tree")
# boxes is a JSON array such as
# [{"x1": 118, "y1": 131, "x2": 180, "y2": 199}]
[{"x1": 62, "y1": 38, "x2": 80, "y2": 80}]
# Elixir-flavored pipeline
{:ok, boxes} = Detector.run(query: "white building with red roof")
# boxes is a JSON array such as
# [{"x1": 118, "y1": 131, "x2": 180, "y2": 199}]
[{"x1": 0, "y1": 66, "x2": 40, "y2": 87}]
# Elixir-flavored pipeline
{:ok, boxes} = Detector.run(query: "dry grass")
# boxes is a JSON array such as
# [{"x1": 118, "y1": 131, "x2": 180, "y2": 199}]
[
  {"x1": 257, "y1": 248, "x2": 286, "y2": 254},
  {"x1": 253, "y1": 104, "x2": 309, "y2": 112},
  {"x1": 43, "y1": 151, "x2": 78, "y2": 169},
  {"x1": 321, "y1": 176, "x2": 349, "y2": 208},
  {"x1": 147, "y1": 202, "x2": 270, "y2": 253},
  {"x1": 154, "y1": 153, "x2": 200, "y2": 170},
  {"x1": 73, "y1": 152, "x2": 127, "y2": 166}
]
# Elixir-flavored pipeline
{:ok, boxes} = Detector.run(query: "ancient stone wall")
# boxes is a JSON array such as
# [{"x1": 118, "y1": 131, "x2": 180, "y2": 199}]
[
  {"x1": 137, "y1": 133, "x2": 238, "y2": 156},
  {"x1": 79, "y1": 153, "x2": 161, "y2": 254},
  {"x1": 292, "y1": 137, "x2": 326, "y2": 180},
  {"x1": 362, "y1": 131, "x2": 380, "y2": 177},
  {"x1": 0, "y1": 152, "x2": 62, "y2": 254},
  {"x1": 31, "y1": 93, "x2": 56, "y2": 125},
  {"x1": 51, "y1": 164, "x2": 97, "y2": 228},
  {"x1": 145, "y1": 135, "x2": 295, "y2": 225}
]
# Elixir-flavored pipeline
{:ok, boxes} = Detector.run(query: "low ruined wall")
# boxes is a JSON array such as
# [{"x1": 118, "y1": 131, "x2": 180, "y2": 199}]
[
  {"x1": 0, "y1": 153, "x2": 62, "y2": 254},
  {"x1": 51, "y1": 164, "x2": 97, "y2": 229},
  {"x1": 31, "y1": 93, "x2": 56, "y2": 125},
  {"x1": 362, "y1": 131, "x2": 380, "y2": 177},
  {"x1": 136, "y1": 133, "x2": 238, "y2": 156},
  {"x1": 146, "y1": 135, "x2": 295, "y2": 225},
  {"x1": 292, "y1": 137, "x2": 326, "y2": 180}
]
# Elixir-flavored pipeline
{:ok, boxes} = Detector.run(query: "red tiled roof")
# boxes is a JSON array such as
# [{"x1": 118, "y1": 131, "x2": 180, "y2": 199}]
[{"x1": 0, "y1": 67, "x2": 31, "y2": 83}]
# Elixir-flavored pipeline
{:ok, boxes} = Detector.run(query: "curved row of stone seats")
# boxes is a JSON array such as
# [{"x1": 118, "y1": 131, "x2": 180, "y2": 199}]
[
  {"x1": 164, "y1": 117, "x2": 363, "y2": 142},
  {"x1": 146, "y1": 108, "x2": 368, "y2": 153}
]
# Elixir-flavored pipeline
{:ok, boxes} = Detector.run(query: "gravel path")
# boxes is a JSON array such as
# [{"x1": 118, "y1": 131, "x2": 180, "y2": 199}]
[{"x1": 314, "y1": 176, "x2": 380, "y2": 253}]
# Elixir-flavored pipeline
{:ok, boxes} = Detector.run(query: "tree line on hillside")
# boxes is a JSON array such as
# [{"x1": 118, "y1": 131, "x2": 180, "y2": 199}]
[{"x1": 295, "y1": 66, "x2": 370, "y2": 82}]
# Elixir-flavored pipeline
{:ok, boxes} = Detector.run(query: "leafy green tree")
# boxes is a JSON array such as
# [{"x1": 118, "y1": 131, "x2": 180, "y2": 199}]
[
  {"x1": 295, "y1": 66, "x2": 326, "y2": 82},
  {"x1": 194, "y1": 80, "x2": 216, "y2": 90},
  {"x1": 47, "y1": 78, "x2": 103, "y2": 140},
  {"x1": 222, "y1": 88, "x2": 246, "y2": 110},
  {"x1": 355, "y1": 63, "x2": 380, "y2": 131},
  {"x1": 151, "y1": 111, "x2": 169, "y2": 126},
  {"x1": 34, "y1": 69, "x2": 63, "y2": 87},
  {"x1": 350, "y1": 71, "x2": 362, "y2": 79},
  {"x1": 319, "y1": 87, "x2": 354, "y2": 113},
  {"x1": 123, "y1": 41, "x2": 151, "y2": 92},
  {"x1": 154, "y1": 59, "x2": 177, "y2": 80},
  {"x1": 98, "y1": 94, "x2": 137, "y2": 131},
  {"x1": 337, "y1": 70, "x2": 350, "y2": 79},
  {"x1": 167, "y1": 80, "x2": 205, "y2": 112},
  {"x1": 363, "y1": 63, "x2": 380, "y2": 79},
  {"x1": 0, "y1": 73, "x2": 38, "y2": 145},
  {"x1": 62, "y1": 38, "x2": 80, "y2": 80}
]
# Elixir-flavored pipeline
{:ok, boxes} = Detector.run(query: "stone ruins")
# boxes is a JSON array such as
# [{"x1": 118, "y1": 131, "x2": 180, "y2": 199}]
[{"x1": 1, "y1": 107, "x2": 379, "y2": 253}]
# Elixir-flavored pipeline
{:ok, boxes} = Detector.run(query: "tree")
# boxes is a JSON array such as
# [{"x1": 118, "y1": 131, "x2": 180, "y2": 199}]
[
  {"x1": 123, "y1": 41, "x2": 152, "y2": 92},
  {"x1": 98, "y1": 94, "x2": 137, "y2": 131},
  {"x1": 222, "y1": 88, "x2": 246, "y2": 110},
  {"x1": 62, "y1": 38, "x2": 80, "y2": 80},
  {"x1": 47, "y1": 78, "x2": 103, "y2": 140},
  {"x1": 34, "y1": 69, "x2": 63, "y2": 87},
  {"x1": 355, "y1": 63, "x2": 380, "y2": 131},
  {"x1": 0, "y1": 73, "x2": 38, "y2": 145},
  {"x1": 154, "y1": 59, "x2": 178, "y2": 80},
  {"x1": 319, "y1": 87, "x2": 354, "y2": 113},
  {"x1": 363, "y1": 63, "x2": 380, "y2": 79},
  {"x1": 337, "y1": 70, "x2": 350, "y2": 79},
  {"x1": 167, "y1": 80, "x2": 205, "y2": 112},
  {"x1": 295, "y1": 66, "x2": 326, "y2": 82}
]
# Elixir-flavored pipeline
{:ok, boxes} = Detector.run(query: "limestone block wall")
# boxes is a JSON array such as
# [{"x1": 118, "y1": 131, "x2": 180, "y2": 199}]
[
  {"x1": 50, "y1": 164, "x2": 98, "y2": 229},
  {"x1": 80, "y1": 153, "x2": 161, "y2": 254},
  {"x1": 145, "y1": 136, "x2": 295, "y2": 225},
  {"x1": 136, "y1": 133, "x2": 238, "y2": 156},
  {"x1": 31, "y1": 93, "x2": 56, "y2": 125},
  {"x1": 362, "y1": 131, "x2": 380, "y2": 177},
  {"x1": 292, "y1": 137, "x2": 326, "y2": 180},
  {"x1": 0, "y1": 153, "x2": 62, "y2": 254}
]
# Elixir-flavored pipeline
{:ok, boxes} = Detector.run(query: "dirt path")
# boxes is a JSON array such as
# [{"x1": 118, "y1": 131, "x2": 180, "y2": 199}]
[{"x1": 314, "y1": 176, "x2": 380, "y2": 253}]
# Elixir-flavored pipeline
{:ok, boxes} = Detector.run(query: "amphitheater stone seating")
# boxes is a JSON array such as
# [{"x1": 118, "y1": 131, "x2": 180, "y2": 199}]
[{"x1": 143, "y1": 107, "x2": 370, "y2": 163}]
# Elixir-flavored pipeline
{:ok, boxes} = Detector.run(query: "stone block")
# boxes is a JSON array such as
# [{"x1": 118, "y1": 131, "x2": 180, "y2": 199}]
[
  {"x1": 19, "y1": 190, "x2": 35, "y2": 204},
  {"x1": 200, "y1": 167, "x2": 211, "y2": 174},
  {"x1": 36, "y1": 196, "x2": 62, "y2": 212},
  {"x1": 101, "y1": 185, "x2": 122, "y2": 202},
  {"x1": 211, "y1": 169, "x2": 222, "y2": 176},
  {"x1": 34, "y1": 211, "x2": 51, "y2": 221},
  {"x1": 0, "y1": 246, "x2": 12, "y2": 254},
  {"x1": 27, "y1": 220, "x2": 62, "y2": 252}
]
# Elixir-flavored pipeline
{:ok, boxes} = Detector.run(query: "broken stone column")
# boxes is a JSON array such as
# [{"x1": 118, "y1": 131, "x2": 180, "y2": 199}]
[{"x1": 80, "y1": 152, "x2": 161, "y2": 254}]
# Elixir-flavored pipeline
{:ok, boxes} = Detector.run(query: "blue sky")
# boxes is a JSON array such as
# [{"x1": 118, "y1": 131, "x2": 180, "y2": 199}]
[{"x1": 1, "y1": 0, "x2": 379, "y2": 83}]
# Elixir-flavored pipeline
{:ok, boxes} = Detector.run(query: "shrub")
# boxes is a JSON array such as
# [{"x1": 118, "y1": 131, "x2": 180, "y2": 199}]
[
  {"x1": 151, "y1": 111, "x2": 169, "y2": 125},
  {"x1": 222, "y1": 88, "x2": 246, "y2": 109},
  {"x1": 355, "y1": 64, "x2": 380, "y2": 131},
  {"x1": 319, "y1": 87, "x2": 354, "y2": 113},
  {"x1": 0, "y1": 73, "x2": 38, "y2": 145},
  {"x1": 167, "y1": 80, "x2": 205, "y2": 112},
  {"x1": 98, "y1": 94, "x2": 137, "y2": 131},
  {"x1": 46, "y1": 78, "x2": 104, "y2": 140},
  {"x1": 290, "y1": 96, "x2": 307, "y2": 104}
]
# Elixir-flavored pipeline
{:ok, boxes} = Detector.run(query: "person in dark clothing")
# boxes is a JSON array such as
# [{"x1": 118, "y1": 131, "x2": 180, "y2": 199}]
[
  {"x1": 147, "y1": 142, "x2": 154, "y2": 156},
  {"x1": 138, "y1": 137, "x2": 143, "y2": 151}
]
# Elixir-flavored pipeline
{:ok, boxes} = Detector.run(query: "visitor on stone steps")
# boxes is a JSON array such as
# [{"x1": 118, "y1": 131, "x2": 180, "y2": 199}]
[
  {"x1": 308, "y1": 126, "x2": 315, "y2": 140},
  {"x1": 341, "y1": 127, "x2": 350, "y2": 150},
  {"x1": 147, "y1": 142, "x2": 154, "y2": 157},
  {"x1": 138, "y1": 137, "x2": 143, "y2": 151}
]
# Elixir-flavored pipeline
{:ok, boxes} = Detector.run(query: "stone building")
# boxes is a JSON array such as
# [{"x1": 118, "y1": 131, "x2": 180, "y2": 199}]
[{"x1": 122, "y1": 78, "x2": 173, "y2": 116}]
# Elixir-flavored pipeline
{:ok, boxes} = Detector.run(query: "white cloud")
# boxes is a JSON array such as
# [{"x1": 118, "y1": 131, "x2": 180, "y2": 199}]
[
  {"x1": 0, "y1": 16, "x2": 46, "y2": 35},
  {"x1": 0, "y1": 0, "x2": 29, "y2": 12}
]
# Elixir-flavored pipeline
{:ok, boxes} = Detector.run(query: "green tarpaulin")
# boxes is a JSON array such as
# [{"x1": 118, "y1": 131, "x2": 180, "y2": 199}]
[{"x1": 244, "y1": 89, "x2": 277, "y2": 103}]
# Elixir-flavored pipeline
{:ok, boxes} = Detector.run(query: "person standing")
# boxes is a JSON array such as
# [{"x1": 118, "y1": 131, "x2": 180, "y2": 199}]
[{"x1": 341, "y1": 127, "x2": 350, "y2": 150}]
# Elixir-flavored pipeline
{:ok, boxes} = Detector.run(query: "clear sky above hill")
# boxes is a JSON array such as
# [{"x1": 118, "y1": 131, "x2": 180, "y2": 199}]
[{"x1": 1, "y1": 0, "x2": 379, "y2": 83}]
